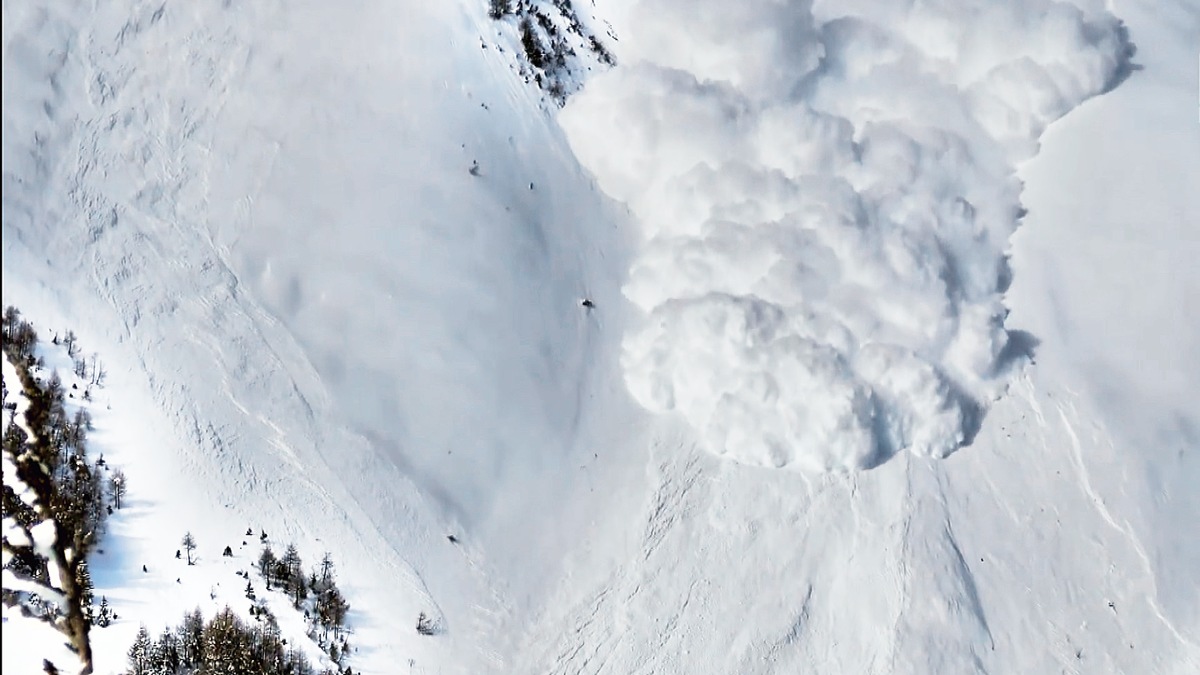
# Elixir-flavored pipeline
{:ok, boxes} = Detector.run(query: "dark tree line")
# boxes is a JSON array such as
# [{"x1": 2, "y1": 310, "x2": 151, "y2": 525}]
[
  {"x1": 3, "y1": 305, "x2": 39, "y2": 361},
  {"x1": 127, "y1": 606, "x2": 354, "y2": 675},
  {"x1": 488, "y1": 0, "x2": 510, "y2": 20}
]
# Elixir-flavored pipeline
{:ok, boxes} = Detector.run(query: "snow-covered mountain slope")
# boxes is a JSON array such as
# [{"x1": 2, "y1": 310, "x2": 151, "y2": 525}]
[
  {"x1": 3, "y1": 334, "x2": 343, "y2": 674},
  {"x1": 3, "y1": 0, "x2": 1197, "y2": 673},
  {"x1": 4, "y1": 0, "x2": 635, "y2": 671},
  {"x1": 2, "y1": 353, "x2": 90, "y2": 675}
]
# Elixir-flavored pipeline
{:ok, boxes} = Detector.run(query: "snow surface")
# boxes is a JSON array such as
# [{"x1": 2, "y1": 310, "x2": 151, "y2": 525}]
[{"x1": 2, "y1": 0, "x2": 1198, "y2": 673}]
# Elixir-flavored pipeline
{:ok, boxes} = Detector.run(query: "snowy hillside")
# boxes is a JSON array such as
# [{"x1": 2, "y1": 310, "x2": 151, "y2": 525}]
[{"x1": 3, "y1": 0, "x2": 1198, "y2": 673}]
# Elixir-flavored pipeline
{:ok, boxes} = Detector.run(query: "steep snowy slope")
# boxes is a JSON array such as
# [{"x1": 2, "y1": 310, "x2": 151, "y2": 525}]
[
  {"x1": 4, "y1": 0, "x2": 636, "y2": 671},
  {"x1": 3, "y1": 0, "x2": 1198, "y2": 673}
]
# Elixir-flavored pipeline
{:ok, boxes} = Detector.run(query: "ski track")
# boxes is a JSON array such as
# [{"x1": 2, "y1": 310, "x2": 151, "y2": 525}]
[{"x1": 1057, "y1": 397, "x2": 1198, "y2": 654}]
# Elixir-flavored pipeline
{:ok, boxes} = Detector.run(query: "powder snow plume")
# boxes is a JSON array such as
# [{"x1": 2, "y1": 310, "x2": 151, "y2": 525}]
[{"x1": 561, "y1": 0, "x2": 1131, "y2": 472}]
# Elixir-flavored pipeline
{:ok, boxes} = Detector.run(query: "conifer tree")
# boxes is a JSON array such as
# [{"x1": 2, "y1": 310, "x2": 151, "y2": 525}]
[
  {"x1": 202, "y1": 607, "x2": 250, "y2": 675},
  {"x1": 96, "y1": 596, "x2": 112, "y2": 627},
  {"x1": 182, "y1": 532, "x2": 197, "y2": 565},
  {"x1": 281, "y1": 543, "x2": 305, "y2": 607},
  {"x1": 127, "y1": 624, "x2": 151, "y2": 675},
  {"x1": 258, "y1": 545, "x2": 277, "y2": 588},
  {"x1": 149, "y1": 628, "x2": 180, "y2": 675},
  {"x1": 281, "y1": 544, "x2": 302, "y2": 582},
  {"x1": 76, "y1": 559, "x2": 95, "y2": 625},
  {"x1": 176, "y1": 608, "x2": 205, "y2": 666}
]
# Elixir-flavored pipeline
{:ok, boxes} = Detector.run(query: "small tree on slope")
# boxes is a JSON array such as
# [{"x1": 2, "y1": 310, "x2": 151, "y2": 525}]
[{"x1": 182, "y1": 532, "x2": 197, "y2": 565}]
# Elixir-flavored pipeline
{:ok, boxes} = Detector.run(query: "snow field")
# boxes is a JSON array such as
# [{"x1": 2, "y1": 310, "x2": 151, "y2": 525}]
[{"x1": 561, "y1": 0, "x2": 1133, "y2": 471}]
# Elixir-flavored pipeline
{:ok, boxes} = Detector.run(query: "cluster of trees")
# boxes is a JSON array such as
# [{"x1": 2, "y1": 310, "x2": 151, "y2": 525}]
[
  {"x1": 3, "y1": 306, "x2": 39, "y2": 359},
  {"x1": 2, "y1": 306, "x2": 124, "y2": 672},
  {"x1": 256, "y1": 544, "x2": 351, "y2": 666},
  {"x1": 4, "y1": 308, "x2": 107, "y2": 394},
  {"x1": 2, "y1": 308, "x2": 121, "y2": 551},
  {"x1": 488, "y1": 0, "x2": 511, "y2": 20},
  {"x1": 127, "y1": 606, "x2": 355, "y2": 675},
  {"x1": 4, "y1": 307, "x2": 363, "y2": 673},
  {"x1": 489, "y1": 1, "x2": 614, "y2": 104},
  {"x1": 62, "y1": 330, "x2": 107, "y2": 390}
]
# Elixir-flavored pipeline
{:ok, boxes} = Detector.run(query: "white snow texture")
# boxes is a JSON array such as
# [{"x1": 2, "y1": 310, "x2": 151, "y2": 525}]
[{"x1": 562, "y1": 0, "x2": 1131, "y2": 471}]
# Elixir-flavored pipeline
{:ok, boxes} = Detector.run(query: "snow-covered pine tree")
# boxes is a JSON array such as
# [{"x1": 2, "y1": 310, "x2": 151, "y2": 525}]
[
  {"x1": 127, "y1": 624, "x2": 151, "y2": 675},
  {"x1": 281, "y1": 544, "x2": 305, "y2": 607},
  {"x1": 76, "y1": 560, "x2": 95, "y2": 625},
  {"x1": 108, "y1": 470, "x2": 126, "y2": 510},
  {"x1": 201, "y1": 607, "x2": 250, "y2": 675},
  {"x1": 175, "y1": 608, "x2": 204, "y2": 667},
  {"x1": 96, "y1": 596, "x2": 112, "y2": 627}
]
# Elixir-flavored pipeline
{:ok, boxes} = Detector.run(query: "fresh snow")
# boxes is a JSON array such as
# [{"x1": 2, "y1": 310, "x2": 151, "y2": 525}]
[{"x1": 3, "y1": 0, "x2": 1198, "y2": 673}]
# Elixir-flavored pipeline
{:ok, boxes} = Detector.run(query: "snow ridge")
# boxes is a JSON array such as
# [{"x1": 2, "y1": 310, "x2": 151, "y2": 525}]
[{"x1": 561, "y1": 0, "x2": 1132, "y2": 471}]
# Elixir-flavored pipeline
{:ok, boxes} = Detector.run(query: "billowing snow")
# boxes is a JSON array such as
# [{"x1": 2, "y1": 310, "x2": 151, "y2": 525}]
[{"x1": 561, "y1": 0, "x2": 1132, "y2": 471}]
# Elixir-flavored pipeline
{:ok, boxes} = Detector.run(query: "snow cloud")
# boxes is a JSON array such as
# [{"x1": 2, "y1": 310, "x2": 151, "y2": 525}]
[{"x1": 561, "y1": 0, "x2": 1131, "y2": 471}]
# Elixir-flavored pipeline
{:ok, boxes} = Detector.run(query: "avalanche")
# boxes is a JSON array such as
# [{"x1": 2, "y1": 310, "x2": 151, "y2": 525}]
[{"x1": 3, "y1": 0, "x2": 1198, "y2": 673}]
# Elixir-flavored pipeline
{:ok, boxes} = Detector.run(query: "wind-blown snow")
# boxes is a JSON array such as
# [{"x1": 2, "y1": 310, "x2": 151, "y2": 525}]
[{"x1": 561, "y1": 0, "x2": 1131, "y2": 471}]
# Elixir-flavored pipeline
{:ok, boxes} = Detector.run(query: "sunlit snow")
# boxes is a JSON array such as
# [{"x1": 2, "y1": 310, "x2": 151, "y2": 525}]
[{"x1": 3, "y1": 0, "x2": 1197, "y2": 673}]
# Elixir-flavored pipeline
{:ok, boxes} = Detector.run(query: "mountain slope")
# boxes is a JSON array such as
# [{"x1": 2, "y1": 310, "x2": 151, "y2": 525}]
[
  {"x1": 4, "y1": 0, "x2": 634, "y2": 671},
  {"x1": 3, "y1": 0, "x2": 1197, "y2": 673},
  {"x1": 517, "y1": 1, "x2": 1199, "y2": 673}
]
